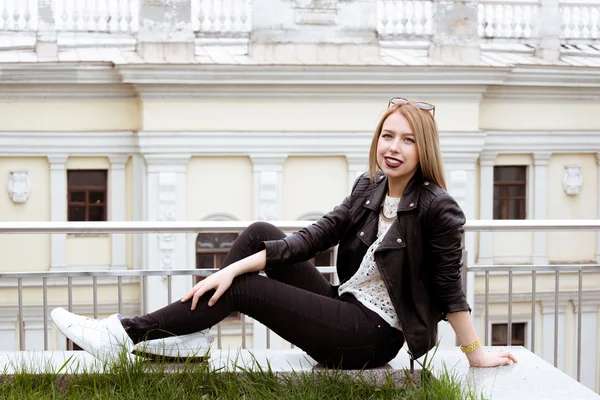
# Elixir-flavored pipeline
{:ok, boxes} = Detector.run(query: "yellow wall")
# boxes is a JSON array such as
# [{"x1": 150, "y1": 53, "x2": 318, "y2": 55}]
[
  {"x1": 493, "y1": 154, "x2": 533, "y2": 263},
  {"x1": 480, "y1": 100, "x2": 600, "y2": 130},
  {"x1": 0, "y1": 101, "x2": 140, "y2": 131},
  {"x1": 547, "y1": 154, "x2": 597, "y2": 263},
  {"x1": 140, "y1": 100, "x2": 478, "y2": 132},
  {"x1": 282, "y1": 156, "x2": 348, "y2": 219},
  {"x1": 0, "y1": 157, "x2": 50, "y2": 272},
  {"x1": 186, "y1": 157, "x2": 254, "y2": 220},
  {"x1": 65, "y1": 157, "x2": 112, "y2": 267}
]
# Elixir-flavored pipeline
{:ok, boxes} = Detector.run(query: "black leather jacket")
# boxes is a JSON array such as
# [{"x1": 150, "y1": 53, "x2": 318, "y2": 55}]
[{"x1": 263, "y1": 170, "x2": 471, "y2": 360}]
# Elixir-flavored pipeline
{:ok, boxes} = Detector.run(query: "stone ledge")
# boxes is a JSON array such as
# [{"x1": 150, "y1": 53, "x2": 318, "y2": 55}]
[{"x1": 0, "y1": 347, "x2": 598, "y2": 399}]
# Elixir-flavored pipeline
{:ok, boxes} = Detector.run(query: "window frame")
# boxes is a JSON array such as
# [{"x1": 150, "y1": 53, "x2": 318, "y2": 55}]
[
  {"x1": 67, "y1": 170, "x2": 108, "y2": 222},
  {"x1": 489, "y1": 321, "x2": 528, "y2": 347},
  {"x1": 493, "y1": 166, "x2": 527, "y2": 220}
]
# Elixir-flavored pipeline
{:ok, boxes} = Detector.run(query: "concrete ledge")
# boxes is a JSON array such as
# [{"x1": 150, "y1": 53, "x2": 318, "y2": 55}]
[{"x1": 0, "y1": 347, "x2": 598, "y2": 399}]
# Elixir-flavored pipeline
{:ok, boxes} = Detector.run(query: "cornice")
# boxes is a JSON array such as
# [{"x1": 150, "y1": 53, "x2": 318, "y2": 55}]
[
  {"x1": 0, "y1": 63, "x2": 123, "y2": 84},
  {"x1": 504, "y1": 66, "x2": 600, "y2": 88},
  {"x1": 0, "y1": 131, "x2": 138, "y2": 155},
  {"x1": 484, "y1": 85, "x2": 600, "y2": 101},
  {"x1": 0, "y1": 84, "x2": 137, "y2": 100},
  {"x1": 484, "y1": 130, "x2": 600, "y2": 153}
]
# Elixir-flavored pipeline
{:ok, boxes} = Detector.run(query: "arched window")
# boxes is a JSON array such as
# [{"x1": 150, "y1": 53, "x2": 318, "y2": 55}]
[{"x1": 298, "y1": 212, "x2": 336, "y2": 284}]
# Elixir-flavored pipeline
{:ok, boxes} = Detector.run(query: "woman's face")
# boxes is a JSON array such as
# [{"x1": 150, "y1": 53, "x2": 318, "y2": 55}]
[{"x1": 376, "y1": 111, "x2": 420, "y2": 192}]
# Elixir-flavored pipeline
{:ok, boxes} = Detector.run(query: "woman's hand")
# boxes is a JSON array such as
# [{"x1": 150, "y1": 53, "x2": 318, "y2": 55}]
[
  {"x1": 181, "y1": 268, "x2": 235, "y2": 310},
  {"x1": 466, "y1": 347, "x2": 518, "y2": 367}
]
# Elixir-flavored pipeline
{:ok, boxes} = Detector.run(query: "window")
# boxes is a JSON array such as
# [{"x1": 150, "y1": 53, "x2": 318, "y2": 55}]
[
  {"x1": 493, "y1": 166, "x2": 526, "y2": 220},
  {"x1": 67, "y1": 170, "x2": 108, "y2": 222},
  {"x1": 196, "y1": 233, "x2": 239, "y2": 318},
  {"x1": 491, "y1": 322, "x2": 526, "y2": 346}
]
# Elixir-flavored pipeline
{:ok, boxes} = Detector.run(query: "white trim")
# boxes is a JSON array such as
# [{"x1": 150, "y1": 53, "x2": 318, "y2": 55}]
[
  {"x1": 487, "y1": 318, "x2": 531, "y2": 349},
  {"x1": 48, "y1": 155, "x2": 68, "y2": 270},
  {"x1": 346, "y1": 155, "x2": 368, "y2": 191},
  {"x1": 478, "y1": 152, "x2": 496, "y2": 265},
  {"x1": 0, "y1": 132, "x2": 137, "y2": 155},
  {"x1": 533, "y1": 152, "x2": 551, "y2": 265},
  {"x1": 484, "y1": 131, "x2": 600, "y2": 153},
  {"x1": 597, "y1": 153, "x2": 600, "y2": 264},
  {"x1": 250, "y1": 155, "x2": 287, "y2": 222},
  {"x1": 109, "y1": 155, "x2": 128, "y2": 270}
]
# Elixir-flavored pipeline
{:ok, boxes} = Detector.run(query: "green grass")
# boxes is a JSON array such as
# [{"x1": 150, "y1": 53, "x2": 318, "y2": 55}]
[{"x1": 0, "y1": 351, "x2": 481, "y2": 400}]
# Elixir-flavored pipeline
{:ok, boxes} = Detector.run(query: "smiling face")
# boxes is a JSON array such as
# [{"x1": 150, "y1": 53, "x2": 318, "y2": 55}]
[{"x1": 376, "y1": 111, "x2": 420, "y2": 197}]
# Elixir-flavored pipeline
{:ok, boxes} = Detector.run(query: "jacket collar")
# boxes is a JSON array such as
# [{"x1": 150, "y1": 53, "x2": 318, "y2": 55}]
[{"x1": 363, "y1": 170, "x2": 423, "y2": 213}]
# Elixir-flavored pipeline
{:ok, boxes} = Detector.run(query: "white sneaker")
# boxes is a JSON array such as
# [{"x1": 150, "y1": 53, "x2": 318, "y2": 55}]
[
  {"x1": 51, "y1": 307, "x2": 134, "y2": 363},
  {"x1": 133, "y1": 330, "x2": 214, "y2": 359}
]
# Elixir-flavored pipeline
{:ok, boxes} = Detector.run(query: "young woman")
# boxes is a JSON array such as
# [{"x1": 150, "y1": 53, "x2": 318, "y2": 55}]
[{"x1": 52, "y1": 98, "x2": 517, "y2": 369}]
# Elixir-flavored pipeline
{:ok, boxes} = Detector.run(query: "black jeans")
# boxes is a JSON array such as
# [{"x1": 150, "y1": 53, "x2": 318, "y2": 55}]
[{"x1": 121, "y1": 222, "x2": 404, "y2": 369}]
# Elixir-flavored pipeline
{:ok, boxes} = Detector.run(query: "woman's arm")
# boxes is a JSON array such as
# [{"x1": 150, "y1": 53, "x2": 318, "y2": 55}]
[
  {"x1": 426, "y1": 193, "x2": 517, "y2": 367},
  {"x1": 447, "y1": 311, "x2": 518, "y2": 367},
  {"x1": 181, "y1": 250, "x2": 266, "y2": 310}
]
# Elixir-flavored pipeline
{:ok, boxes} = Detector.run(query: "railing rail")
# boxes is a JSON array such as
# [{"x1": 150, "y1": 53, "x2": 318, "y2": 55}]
[{"x1": 0, "y1": 220, "x2": 599, "y2": 390}]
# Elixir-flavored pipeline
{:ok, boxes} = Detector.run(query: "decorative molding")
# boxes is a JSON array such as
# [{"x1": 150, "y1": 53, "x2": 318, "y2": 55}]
[
  {"x1": 479, "y1": 151, "x2": 497, "y2": 166},
  {"x1": 250, "y1": 155, "x2": 286, "y2": 222},
  {"x1": 484, "y1": 85, "x2": 600, "y2": 101},
  {"x1": 562, "y1": 165, "x2": 583, "y2": 196},
  {"x1": 484, "y1": 131, "x2": 600, "y2": 153},
  {"x1": 47, "y1": 154, "x2": 69, "y2": 165},
  {"x1": 503, "y1": 66, "x2": 600, "y2": 89},
  {"x1": 533, "y1": 151, "x2": 552, "y2": 166},
  {"x1": 0, "y1": 84, "x2": 137, "y2": 100},
  {"x1": 157, "y1": 172, "x2": 178, "y2": 270},
  {"x1": 0, "y1": 64, "x2": 124, "y2": 85},
  {"x1": 0, "y1": 132, "x2": 137, "y2": 156},
  {"x1": 7, "y1": 171, "x2": 31, "y2": 203}
]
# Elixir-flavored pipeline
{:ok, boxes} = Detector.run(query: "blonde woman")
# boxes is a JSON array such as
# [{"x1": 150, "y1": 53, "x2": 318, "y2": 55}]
[{"x1": 52, "y1": 98, "x2": 517, "y2": 369}]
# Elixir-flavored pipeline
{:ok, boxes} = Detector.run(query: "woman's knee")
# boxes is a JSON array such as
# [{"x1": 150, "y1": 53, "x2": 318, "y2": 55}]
[{"x1": 244, "y1": 221, "x2": 286, "y2": 242}]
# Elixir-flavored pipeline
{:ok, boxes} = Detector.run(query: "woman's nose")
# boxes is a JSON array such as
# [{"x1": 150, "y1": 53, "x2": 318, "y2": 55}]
[{"x1": 389, "y1": 137, "x2": 402, "y2": 153}]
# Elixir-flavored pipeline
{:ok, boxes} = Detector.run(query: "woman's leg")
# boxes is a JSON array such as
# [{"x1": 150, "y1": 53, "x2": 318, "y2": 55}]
[
  {"x1": 220, "y1": 221, "x2": 334, "y2": 297},
  {"x1": 121, "y1": 222, "x2": 334, "y2": 340},
  {"x1": 123, "y1": 273, "x2": 402, "y2": 369}
]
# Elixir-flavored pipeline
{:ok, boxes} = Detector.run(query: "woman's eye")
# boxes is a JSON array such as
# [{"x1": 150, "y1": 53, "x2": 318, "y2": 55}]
[
  {"x1": 404, "y1": 138, "x2": 415, "y2": 143},
  {"x1": 382, "y1": 134, "x2": 392, "y2": 139}
]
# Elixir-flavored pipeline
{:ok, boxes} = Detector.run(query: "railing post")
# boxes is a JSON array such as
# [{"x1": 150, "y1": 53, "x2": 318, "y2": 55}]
[
  {"x1": 429, "y1": 0, "x2": 481, "y2": 63},
  {"x1": 137, "y1": 0, "x2": 195, "y2": 62},
  {"x1": 35, "y1": 0, "x2": 57, "y2": 58},
  {"x1": 535, "y1": 0, "x2": 561, "y2": 61}
]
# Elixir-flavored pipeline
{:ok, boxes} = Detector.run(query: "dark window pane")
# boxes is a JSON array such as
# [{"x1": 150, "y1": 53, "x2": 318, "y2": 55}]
[
  {"x1": 88, "y1": 206, "x2": 105, "y2": 221},
  {"x1": 508, "y1": 185, "x2": 525, "y2": 198},
  {"x1": 493, "y1": 185, "x2": 500, "y2": 198},
  {"x1": 491, "y1": 324, "x2": 507, "y2": 346},
  {"x1": 313, "y1": 251, "x2": 333, "y2": 267},
  {"x1": 68, "y1": 206, "x2": 86, "y2": 221},
  {"x1": 508, "y1": 199, "x2": 525, "y2": 219},
  {"x1": 196, "y1": 254, "x2": 215, "y2": 270},
  {"x1": 493, "y1": 199, "x2": 502, "y2": 219},
  {"x1": 68, "y1": 170, "x2": 107, "y2": 188},
  {"x1": 89, "y1": 191, "x2": 105, "y2": 204},
  {"x1": 70, "y1": 192, "x2": 86, "y2": 202},
  {"x1": 494, "y1": 166, "x2": 526, "y2": 182}
]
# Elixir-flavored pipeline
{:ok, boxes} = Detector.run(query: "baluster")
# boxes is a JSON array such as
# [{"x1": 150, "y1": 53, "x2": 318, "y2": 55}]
[
  {"x1": 592, "y1": 7, "x2": 599, "y2": 39},
  {"x1": 380, "y1": 0, "x2": 388, "y2": 36},
  {"x1": 2, "y1": 0, "x2": 9, "y2": 31},
  {"x1": 93, "y1": 0, "x2": 101, "y2": 31},
  {"x1": 13, "y1": 0, "x2": 20, "y2": 30},
  {"x1": 406, "y1": 1, "x2": 414, "y2": 34},
  {"x1": 241, "y1": 0, "x2": 249, "y2": 31},
  {"x1": 61, "y1": 0, "x2": 69, "y2": 30},
  {"x1": 113, "y1": 0, "x2": 122, "y2": 32},
  {"x1": 383, "y1": 0, "x2": 392, "y2": 36},
  {"x1": 477, "y1": 3, "x2": 484, "y2": 37},
  {"x1": 197, "y1": 0, "x2": 205, "y2": 32},
  {"x1": 124, "y1": 0, "x2": 133, "y2": 32},
  {"x1": 505, "y1": 4, "x2": 514, "y2": 38},
  {"x1": 229, "y1": 0, "x2": 237, "y2": 33},
  {"x1": 208, "y1": 0, "x2": 217, "y2": 32},
  {"x1": 82, "y1": 0, "x2": 91, "y2": 31},
  {"x1": 581, "y1": 6, "x2": 590, "y2": 38},
  {"x1": 23, "y1": 0, "x2": 31, "y2": 30},
  {"x1": 413, "y1": 1, "x2": 422, "y2": 36},
  {"x1": 74, "y1": 0, "x2": 82, "y2": 31},
  {"x1": 485, "y1": 4, "x2": 493, "y2": 37},
  {"x1": 218, "y1": 0, "x2": 227, "y2": 33},
  {"x1": 568, "y1": 6, "x2": 577, "y2": 38},
  {"x1": 393, "y1": 0, "x2": 401, "y2": 36}
]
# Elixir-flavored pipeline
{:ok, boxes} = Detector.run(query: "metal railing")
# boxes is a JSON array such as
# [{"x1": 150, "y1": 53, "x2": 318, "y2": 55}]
[{"x1": 0, "y1": 220, "x2": 599, "y2": 387}]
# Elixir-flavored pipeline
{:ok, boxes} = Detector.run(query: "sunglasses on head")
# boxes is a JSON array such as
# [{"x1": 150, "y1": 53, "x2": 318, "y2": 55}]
[{"x1": 388, "y1": 97, "x2": 435, "y2": 118}]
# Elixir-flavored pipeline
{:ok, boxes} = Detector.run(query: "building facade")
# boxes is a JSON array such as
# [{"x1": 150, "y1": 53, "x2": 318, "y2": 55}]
[{"x1": 0, "y1": 0, "x2": 599, "y2": 392}]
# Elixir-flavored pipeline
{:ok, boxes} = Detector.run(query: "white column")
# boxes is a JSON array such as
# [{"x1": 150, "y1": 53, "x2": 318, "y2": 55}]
[
  {"x1": 0, "y1": 318, "x2": 17, "y2": 351},
  {"x1": 346, "y1": 155, "x2": 369, "y2": 191},
  {"x1": 596, "y1": 153, "x2": 600, "y2": 264},
  {"x1": 533, "y1": 152, "x2": 551, "y2": 265},
  {"x1": 574, "y1": 303, "x2": 599, "y2": 392},
  {"x1": 132, "y1": 154, "x2": 147, "y2": 270},
  {"x1": 109, "y1": 156, "x2": 128, "y2": 270},
  {"x1": 478, "y1": 152, "x2": 496, "y2": 265},
  {"x1": 249, "y1": 154, "x2": 287, "y2": 350},
  {"x1": 144, "y1": 155, "x2": 191, "y2": 313},
  {"x1": 541, "y1": 301, "x2": 567, "y2": 370},
  {"x1": 48, "y1": 155, "x2": 68, "y2": 271}
]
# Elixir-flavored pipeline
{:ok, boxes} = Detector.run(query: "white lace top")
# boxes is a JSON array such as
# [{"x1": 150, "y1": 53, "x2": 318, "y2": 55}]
[{"x1": 338, "y1": 195, "x2": 402, "y2": 331}]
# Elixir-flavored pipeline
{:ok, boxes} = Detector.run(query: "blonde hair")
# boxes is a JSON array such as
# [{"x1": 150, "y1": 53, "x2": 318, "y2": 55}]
[{"x1": 368, "y1": 103, "x2": 447, "y2": 190}]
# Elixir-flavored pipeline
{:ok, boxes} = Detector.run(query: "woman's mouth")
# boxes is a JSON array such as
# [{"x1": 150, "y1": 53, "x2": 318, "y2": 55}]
[{"x1": 384, "y1": 157, "x2": 403, "y2": 168}]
